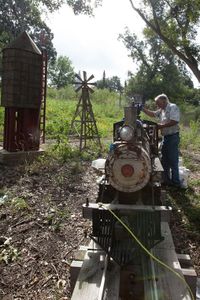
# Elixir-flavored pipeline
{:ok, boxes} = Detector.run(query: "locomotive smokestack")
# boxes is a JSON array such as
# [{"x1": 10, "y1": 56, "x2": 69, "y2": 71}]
[{"x1": 124, "y1": 106, "x2": 137, "y2": 127}]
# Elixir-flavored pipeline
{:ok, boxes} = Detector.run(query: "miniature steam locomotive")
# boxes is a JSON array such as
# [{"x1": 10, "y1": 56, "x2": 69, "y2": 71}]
[
  {"x1": 97, "y1": 104, "x2": 162, "y2": 205},
  {"x1": 83, "y1": 104, "x2": 164, "y2": 267},
  {"x1": 72, "y1": 104, "x2": 193, "y2": 300}
]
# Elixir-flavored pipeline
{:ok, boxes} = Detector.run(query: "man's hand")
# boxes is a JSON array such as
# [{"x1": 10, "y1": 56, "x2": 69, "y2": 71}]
[
  {"x1": 137, "y1": 104, "x2": 143, "y2": 114},
  {"x1": 142, "y1": 107, "x2": 156, "y2": 118},
  {"x1": 157, "y1": 120, "x2": 178, "y2": 129},
  {"x1": 157, "y1": 123, "x2": 164, "y2": 129}
]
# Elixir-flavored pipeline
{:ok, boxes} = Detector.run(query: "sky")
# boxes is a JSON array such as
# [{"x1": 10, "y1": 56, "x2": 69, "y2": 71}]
[
  {"x1": 47, "y1": 0, "x2": 145, "y2": 83},
  {"x1": 47, "y1": 0, "x2": 200, "y2": 87}
]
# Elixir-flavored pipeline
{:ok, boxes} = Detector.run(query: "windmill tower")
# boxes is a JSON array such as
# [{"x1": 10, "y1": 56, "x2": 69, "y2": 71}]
[{"x1": 70, "y1": 71, "x2": 101, "y2": 151}]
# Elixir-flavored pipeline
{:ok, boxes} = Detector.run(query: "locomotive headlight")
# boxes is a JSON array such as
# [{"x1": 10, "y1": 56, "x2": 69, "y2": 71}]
[{"x1": 119, "y1": 125, "x2": 134, "y2": 141}]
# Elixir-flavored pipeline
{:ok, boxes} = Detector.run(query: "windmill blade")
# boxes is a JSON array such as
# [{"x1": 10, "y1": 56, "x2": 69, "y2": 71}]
[
  {"x1": 88, "y1": 82, "x2": 96, "y2": 86},
  {"x1": 83, "y1": 71, "x2": 87, "y2": 82},
  {"x1": 75, "y1": 85, "x2": 83, "y2": 92},
  {"x1": 88, "y1": 86, "x2": 95, "y2": 93},
  {"x1": 87, "y1": 74, "x2": 94, "y2": 82},
  {"x1": 73, "y1": 81, "x2": 82, "y2": 85},
  {"x1": 75, "y1": 73, "x2": 83, "y2": 82}
]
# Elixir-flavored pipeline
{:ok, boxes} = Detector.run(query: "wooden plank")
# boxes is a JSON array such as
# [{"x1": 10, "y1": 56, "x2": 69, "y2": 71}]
[
  {"x1": 70, "y1": 260, "x2": 83, "y2": 293},
  {"x1": 71, "y1": 251, "x2": 105, "y2": 300},
  {"x1": 177, "y1": 254, "x2": 193, "y2": 267},
  {"x1": 71, "y1": 240, "x2": 106, "y2": 300},
  {"x1": 154, "y1": 222, "x2": 175, "y2": 250},
  {"x1": 71, "y1": 239, "x2": 120, "y2": 300},
  {"x1": 103, "y1": 261, "x2": 120, "y2": 300},
  {"x1": 98, "y1": 255, "x2": 108, "y2": 300},
  {"x1": 181, "y1": 267, "x2": 197, "y2": 298},
  {"x1": 153, "y1": 222, "x2": 193, "y2": 299}
]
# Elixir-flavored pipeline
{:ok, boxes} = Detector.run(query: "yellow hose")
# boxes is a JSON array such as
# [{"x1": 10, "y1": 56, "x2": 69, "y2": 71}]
[{"x1": 100, "y1": 203, "x2": 195, "y2": 300}]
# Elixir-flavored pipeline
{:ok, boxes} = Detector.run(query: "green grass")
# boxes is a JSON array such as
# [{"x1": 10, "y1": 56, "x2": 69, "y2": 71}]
[
  {"x1": 180, "y1": 120, "x2": 200, "y2": 151},
  {"x1": 45, "y1": 95, "x2": 123, "y2": 139},
  {"x1": 168, "y1": 186, "x2": 200, "y2": 232}
]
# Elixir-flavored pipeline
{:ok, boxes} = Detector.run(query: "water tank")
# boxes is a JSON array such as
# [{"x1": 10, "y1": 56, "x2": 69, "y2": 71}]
[{"x1": 1, "y1": 31, "x2": 42, "y2": 109}]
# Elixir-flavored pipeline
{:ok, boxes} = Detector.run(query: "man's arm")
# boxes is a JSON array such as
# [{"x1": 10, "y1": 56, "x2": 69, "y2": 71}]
[
  {"x1": 157, "y1": 120, "x2": 178, "y2": 129},
  {"x1": 142, "y1": 107, "x2": 156, "y2": 118}
]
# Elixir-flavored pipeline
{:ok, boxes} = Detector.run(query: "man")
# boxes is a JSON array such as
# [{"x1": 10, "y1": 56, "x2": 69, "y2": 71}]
[{"x1": 142, "y1": 93, "x2": 181, "y2": 187}]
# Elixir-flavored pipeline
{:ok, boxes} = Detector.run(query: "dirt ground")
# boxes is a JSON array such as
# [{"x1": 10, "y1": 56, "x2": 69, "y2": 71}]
[{"x1": 0, "y1": 155, "x2": 199, "y2": 299}]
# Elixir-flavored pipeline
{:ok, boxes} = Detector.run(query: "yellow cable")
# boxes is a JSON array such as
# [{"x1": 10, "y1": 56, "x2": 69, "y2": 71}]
[{"x1": 100, "y1": 203, "x2": 195, "y2": 300}]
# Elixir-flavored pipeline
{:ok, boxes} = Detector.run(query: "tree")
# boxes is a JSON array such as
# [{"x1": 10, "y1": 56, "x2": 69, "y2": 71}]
[
  {"x1": 0, "y1": 0, "x2": 61, "y2": 61},
  {"x1": 48, "y1": 55, "x2": 75, "y2": 88},
  {"x1": 108, "y1": 76, "x2": 123, "y2": 93},
  {"x1": 119, "y1": 28, "x2": 193, "y2": 102},
  {"x1": 96, "y1": 75, "x2": 123, "y2": 92},
  {"x1": 65, "y1": 0, "x2": 102, "y2": 15},
  {"x1": 128, "y1": 0, "x2": 200, "y2": 83},
  {"x1": 0, "y1": 0, "x2": 101, "y2": 62},
  {"x1": 60, "y1": 0, "x2": 200, "y2": 84}
]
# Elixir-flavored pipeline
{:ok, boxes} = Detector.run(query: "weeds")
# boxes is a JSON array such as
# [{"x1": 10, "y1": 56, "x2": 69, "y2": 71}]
[
  {"x1": 11, "y1": 197, "x2": 29, "y2": 211},
  {"x1": 50, "y1": 139, "x2": 80, "y2": 162},
  {"x1": 46, "y1": 208, "x2": 70, "y2": 232},
  {"x1": 0, "y1": 237, "x2": 19, "y2": 264},
  {"x1": 180, "y1": 120, "x2": 200, "y2": 151}
]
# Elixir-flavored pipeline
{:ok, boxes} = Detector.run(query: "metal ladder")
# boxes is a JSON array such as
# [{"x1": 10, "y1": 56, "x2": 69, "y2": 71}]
[{"x1": 40, "y1": 49, "x2": 47, "y2": 144}]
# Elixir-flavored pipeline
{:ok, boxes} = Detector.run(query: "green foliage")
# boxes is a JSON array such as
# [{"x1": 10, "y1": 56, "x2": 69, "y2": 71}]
[
  {"x1": 128, "y1": 0, "x2": 200, "y2": 82},
  {"x1": 0, "y1": 0, "x2": 58, "y2": 62},
  {"x1": 65, "y1": 0, "x2": 102, "y2": 15},
  {"x1": 0, "y1": 237, "x2": 19, "y2": 264},
  {"x1": 11, "y1": 197, "x2": 29, "y2": 211},
  {"x1": 48, "y1": 56, "x2": 75, "y2": 88},
  {"x1": 91, "y1": 88, "x2": 119, "y2": 104},
  {"x1": 180, "y1": 103, "x2": 200, "y2": 126},
  {"x1": 46, "y1": 89, "x2": 124, "y2": 140},
  {"x1": 70, "y1": 161, "x2": 83, "y2": 175},
  {"x1": 47, "y1": 86, "x2": 76, "y2": 100},
  {"x1": 50, "y1": 138, "x2": 80, "y2": 162},
  {"x1": 120, "y1": 28, "x2": 194, "y2": 102},
  {"x1": 168, "y1": 183, "x2": 200, "y2": 232},
  {"x1": 46, "y1": 207, "x2": 70, "y2": 232},
  {"x1": 0, "y1": 0, "x2": 102, "y2": 66},
  {"x1": 96, "y1": 76, "x2": 123, "y2": 92},
  {"x1": 46, "y1": 97, "x2": 76, "y2": 138},
  {"x1": 180, "y1": 120, "x2": 200, "y2": 151}
]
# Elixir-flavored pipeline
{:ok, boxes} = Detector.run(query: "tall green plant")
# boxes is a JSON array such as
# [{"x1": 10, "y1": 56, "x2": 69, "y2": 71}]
[{"x1": 180, "y1": 120, "x2": 200, "y2": 150}]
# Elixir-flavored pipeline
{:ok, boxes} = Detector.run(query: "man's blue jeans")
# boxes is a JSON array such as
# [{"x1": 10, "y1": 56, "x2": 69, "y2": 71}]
[{"x1": 161, "y1": 133, "x2": 180, "y2": 186}]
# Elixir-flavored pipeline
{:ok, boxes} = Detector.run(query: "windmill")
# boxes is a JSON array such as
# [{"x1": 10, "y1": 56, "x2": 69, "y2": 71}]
[{"x1": 70, "y1": 71, "x2": 101, "y2": 151}]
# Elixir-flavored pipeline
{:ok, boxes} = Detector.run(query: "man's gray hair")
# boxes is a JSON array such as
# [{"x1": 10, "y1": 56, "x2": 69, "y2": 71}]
[{"x1": 154, "y1": 93, "x2": 169, "y2": 103}]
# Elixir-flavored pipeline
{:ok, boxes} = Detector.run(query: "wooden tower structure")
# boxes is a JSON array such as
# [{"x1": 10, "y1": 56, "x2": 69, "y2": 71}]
[
  {"x1": 70, "y1": 71, "x2": 101, "y2": 151},
  {"x1": 1, "y1": 31, "x2": 47, "y2": 153}
]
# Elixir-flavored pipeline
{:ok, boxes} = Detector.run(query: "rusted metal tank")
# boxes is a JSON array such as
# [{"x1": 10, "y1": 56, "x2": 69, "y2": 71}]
[
  {"x1": 1, "y1": 31, "x2": 42, "y2": 109},
  {"x1": 1, "y1": 31, "x2": 46, "y2": 152}
]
